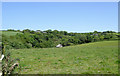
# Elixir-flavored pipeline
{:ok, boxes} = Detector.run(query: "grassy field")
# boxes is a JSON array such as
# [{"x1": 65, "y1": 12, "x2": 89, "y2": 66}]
[
  {"x1": 8, "y1": 40, "x2": 118, "y2": 74},
  {"x1": 1, "y1": 31, "x2": 23, "y2": 36}
]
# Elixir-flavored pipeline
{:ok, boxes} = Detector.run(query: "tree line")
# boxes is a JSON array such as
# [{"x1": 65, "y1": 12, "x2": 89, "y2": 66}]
[{"x1": 2, "y1": 29, "x2": 119, "y2": 49}]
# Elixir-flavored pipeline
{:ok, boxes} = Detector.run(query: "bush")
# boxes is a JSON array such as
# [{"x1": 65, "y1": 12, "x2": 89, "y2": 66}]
[
  {"x1": 10, "y1": 42, "x2": 26, "y2": 49},
  {"x1": 5, "y1": 45, "x2": 13, "y2": 50},
  {"x1": 24, "y1": 43, "x2": 32, "y2": 48}
]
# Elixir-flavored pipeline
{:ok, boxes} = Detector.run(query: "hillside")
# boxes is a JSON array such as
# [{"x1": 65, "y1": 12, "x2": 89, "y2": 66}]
[
  {"x1": 1, "y1": 30, "x2": 119, "y2": 50},
  {"x1": 1, "y1": 31, "x2": 23, "y2": 37},
  {"x1": 8, "y1": 40, "x2": 118, "y2": 74}
]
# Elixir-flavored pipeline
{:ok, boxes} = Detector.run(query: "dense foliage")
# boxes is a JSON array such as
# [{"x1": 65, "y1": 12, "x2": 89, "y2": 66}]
[{"x1": 2, "y1": 29, "x2": 119, "y2": 49}]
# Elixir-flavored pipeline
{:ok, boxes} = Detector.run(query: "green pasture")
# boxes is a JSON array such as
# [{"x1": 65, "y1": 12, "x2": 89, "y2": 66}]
[
  {"x1": 8, "y1": 40, "x2": 118, "y2": 74},
  {"x1": 1, "y1": 31, "x2": 22, "y2": 36}
]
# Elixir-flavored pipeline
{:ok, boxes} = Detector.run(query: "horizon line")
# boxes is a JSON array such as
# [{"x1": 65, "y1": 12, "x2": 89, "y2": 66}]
[{"x1": 0, "y1": 29, "x2": 118, "y2": 33}]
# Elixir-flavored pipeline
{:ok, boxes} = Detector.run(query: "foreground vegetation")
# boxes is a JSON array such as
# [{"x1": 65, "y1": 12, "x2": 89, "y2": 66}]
[{"x1": 8, "y1": 40, "x2": 118, "y2": 74}]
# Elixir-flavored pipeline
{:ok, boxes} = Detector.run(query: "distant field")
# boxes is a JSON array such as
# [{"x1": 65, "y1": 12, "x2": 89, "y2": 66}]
[
  {"x1": 1, "y1": 31, "x2": 23, "y2": 36},
  {"x1": 8, "y1": 40, "x2": 118, "y2": 74}
]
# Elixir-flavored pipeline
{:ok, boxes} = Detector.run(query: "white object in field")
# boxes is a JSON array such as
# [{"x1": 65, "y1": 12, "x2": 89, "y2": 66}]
[
  {"x1": 0, "y1": 55, "x2": 4, "y2": 61},
  {"x1": 56, "y1": 44, "x2": 63, "y2": 48}
]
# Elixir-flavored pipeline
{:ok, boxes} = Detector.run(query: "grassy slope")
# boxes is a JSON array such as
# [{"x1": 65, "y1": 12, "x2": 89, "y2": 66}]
[
  {"x1": 8, "y1": 40, "x2": 118, "y2": 74},
  {"x1": 1, "y1": 31, "x2": 23, "y2": 36}
]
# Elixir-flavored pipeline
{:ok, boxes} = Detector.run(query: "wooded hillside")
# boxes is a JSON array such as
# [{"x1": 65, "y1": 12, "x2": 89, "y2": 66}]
[{"x1": 1, "y1": 29, "x2": 119, "y2": 49}]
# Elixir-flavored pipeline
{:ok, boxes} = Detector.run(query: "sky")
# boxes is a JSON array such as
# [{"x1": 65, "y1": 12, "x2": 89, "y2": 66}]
[{"x1": 2, "y1": 2, "x2": 118, "y2": 33}]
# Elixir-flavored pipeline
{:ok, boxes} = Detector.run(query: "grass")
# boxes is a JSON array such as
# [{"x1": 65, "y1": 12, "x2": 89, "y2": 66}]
[
  {"x1": 1, "y1": 31, "x2": 23, "y2": 36},
  {"x1": 8, "y1": 40, "x2": 118, "y2": 74}
]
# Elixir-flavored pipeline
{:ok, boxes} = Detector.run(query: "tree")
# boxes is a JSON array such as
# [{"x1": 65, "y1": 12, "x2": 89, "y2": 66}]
[
  {"x1": 99, "y1": 35, "x2": 104, "y2": 40},
  {"x1": 22, "y1": 29, "x2": 31, "y2": 33},
  {"x1": 93, "y1": 36, "x2": 100, "y2": 41},
  {"x1": 104, "y1": 33, "x2": 111, "y2": 40},
  {"x1": 79, "y1": 34, "x2": 87, "y2": 43},
  {"x1": 45, "y1": 29, "x2": 52, "y2": 33},
  {"x1": 94, "y1": 31, "x2": 98, "y2": 33},
  {"x1": 86, "y1": 35, "x2": 93, "y2": 43}
]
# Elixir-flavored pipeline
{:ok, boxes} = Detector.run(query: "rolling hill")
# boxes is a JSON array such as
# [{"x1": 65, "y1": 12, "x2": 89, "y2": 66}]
[
  {"x1": 8, "y1": 40, "x2": 118, "y2": 74},
  {"x1": 1, "y1": 31, "x2": 23, "y2": 36}
]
